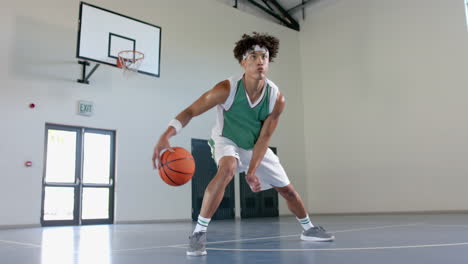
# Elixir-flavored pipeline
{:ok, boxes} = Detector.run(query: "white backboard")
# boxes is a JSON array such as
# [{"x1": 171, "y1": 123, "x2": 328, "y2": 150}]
[{"x1": 77, "y1": 2, "x2": 161, "y2": 77}]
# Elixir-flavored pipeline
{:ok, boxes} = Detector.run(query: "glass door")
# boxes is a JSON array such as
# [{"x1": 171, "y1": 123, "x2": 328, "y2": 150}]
[
  {"x1": 41, "y1": 124, "x2": 115, "y2": 226},
  {"x1": 41, "y1": 125, "x2": 81, "y2": 226},
  {"x1": 81, "y1": 129, "x2": 115, "y2": 225}
]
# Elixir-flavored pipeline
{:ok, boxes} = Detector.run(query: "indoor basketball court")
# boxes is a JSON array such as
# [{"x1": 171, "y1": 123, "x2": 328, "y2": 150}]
[{"x1": 2, "y1": 0, "x2": 468, "y2": 263}]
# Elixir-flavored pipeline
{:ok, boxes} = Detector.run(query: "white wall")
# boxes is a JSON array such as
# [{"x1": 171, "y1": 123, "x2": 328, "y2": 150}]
[
  {"x1": 300, "y1": 0, "x2": 468, "y2": 213},
  {"x1": 0, "y1": 0, "x2": 305, "y2": 226}
]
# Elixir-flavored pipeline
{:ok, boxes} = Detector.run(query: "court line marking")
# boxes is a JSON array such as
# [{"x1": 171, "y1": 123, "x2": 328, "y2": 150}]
[
  {"x1": 423, "y1": 224, "x2": 468, "y2": 228},
  {"x1": 113, "y1": 223, "x2": 422, "y2": 252},
  {"x1": 112, "y1": 228, "x2": 190, "y2": 233},
  {"x1": 168, "y1": 223, "x2": 424, "y2": 248},
  {"x1": 331, "y1": 223, "x2": 424, "y2": 234},
  {"x1": 0, "y1": 239, "x2": 41, "y2": 248},
  {"x1": 204, "y1": 242, "x2": 468, "y2": 252}
]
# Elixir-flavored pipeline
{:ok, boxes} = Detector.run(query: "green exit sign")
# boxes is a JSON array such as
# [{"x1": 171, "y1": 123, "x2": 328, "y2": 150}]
[{"x1": 78, "y1": 101, "x2": 94, "y2": 116}]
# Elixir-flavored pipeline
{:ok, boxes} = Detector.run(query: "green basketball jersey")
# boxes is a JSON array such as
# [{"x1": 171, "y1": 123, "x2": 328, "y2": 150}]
[{"x1": 211, "y1": 75, "x2": 279, "y2": 150}]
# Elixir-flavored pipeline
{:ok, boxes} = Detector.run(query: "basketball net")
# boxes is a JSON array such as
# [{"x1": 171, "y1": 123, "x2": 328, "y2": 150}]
[{"x1": 116, "y1": 50, "x2": 144, "y2": 77}]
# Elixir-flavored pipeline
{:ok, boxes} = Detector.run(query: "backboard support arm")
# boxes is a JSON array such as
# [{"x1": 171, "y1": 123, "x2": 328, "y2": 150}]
[{"x1": 77, "y1": 60, "x2": 100, "y2": 84}]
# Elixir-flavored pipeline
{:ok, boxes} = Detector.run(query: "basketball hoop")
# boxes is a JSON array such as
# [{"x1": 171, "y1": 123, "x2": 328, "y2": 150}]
[{"x1": 117, "y1": 50, "x2": 144, "y2": 74}]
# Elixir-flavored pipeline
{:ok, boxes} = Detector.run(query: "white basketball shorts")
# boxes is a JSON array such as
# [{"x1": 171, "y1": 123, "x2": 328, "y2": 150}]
[{"x1": 208, "y1": 135, "x2": 290, "y2": 191}]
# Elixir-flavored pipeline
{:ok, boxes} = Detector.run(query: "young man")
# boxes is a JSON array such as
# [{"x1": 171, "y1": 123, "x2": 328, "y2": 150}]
[{"x1": 152, "y1": 32, "x2": 334, "y2": 256}]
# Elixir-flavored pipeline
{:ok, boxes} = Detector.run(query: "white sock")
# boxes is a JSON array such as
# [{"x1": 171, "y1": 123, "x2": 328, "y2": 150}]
[
  {"x1": 193, "y1": 215, "x2": 211, "y2": 233},
  {"x1": 297, "y1": 215, "x2": 314, "y2": 230}
]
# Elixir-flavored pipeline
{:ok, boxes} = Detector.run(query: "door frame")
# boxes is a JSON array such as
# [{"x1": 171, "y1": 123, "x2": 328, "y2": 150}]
[{"x1": 40, "y1": 123, "x2": 116, "y2": 226}]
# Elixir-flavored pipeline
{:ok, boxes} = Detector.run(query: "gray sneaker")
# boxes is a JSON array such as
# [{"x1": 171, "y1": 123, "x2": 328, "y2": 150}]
[
  {"x1": 300, "y1": 226, "x2": 335, "y2": 242},
  {"x1": 186, "y1": 231, "x2": 207, "y2": 256}
]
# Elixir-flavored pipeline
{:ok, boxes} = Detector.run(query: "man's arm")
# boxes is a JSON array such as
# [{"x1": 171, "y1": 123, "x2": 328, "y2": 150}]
[
  {"x1": 152, "y1": 80, "x2": 230, "y2": 169},
  {"x1": 246, "y1": 91, "x2": 286, "y2": 192},
  {"x1": 174, "y1": 80, "x2": 230, "y2": 127}
]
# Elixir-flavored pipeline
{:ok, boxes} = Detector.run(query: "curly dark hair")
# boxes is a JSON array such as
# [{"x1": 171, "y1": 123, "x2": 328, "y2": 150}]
[{"x1": 233, "y1": 32, "x2": 279, "y2": 63}]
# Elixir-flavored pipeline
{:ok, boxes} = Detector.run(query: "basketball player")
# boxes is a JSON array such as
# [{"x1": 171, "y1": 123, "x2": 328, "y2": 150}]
[{"x1": 152, "y1": 32, "x2": 334, "y2": 256}]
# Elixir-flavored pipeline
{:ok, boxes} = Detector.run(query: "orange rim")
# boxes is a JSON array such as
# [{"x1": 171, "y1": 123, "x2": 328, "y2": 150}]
[{"x1": 117, "y1": 50, "x2": 144, "y2": 68}]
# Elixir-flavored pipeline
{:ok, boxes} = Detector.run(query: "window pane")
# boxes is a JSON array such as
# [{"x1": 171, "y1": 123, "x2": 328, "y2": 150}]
[
  {"x1": 43, "y1": 187, "x2": 74, "y2": 220},
  {"x1": 83, "y1": 133, "x2": 111, "y2": 184},
  {"x1": 82, "y1": 188, "x2": 109, "y2": 219},
  {"x1": 45, "y1": 129, "x2": 77, "y2": 183}
]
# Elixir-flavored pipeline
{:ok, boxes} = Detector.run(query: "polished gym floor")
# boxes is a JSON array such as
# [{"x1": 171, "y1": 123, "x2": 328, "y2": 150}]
[{"x1": 1, "y1": 213, "x2": 468, "y2": 264}]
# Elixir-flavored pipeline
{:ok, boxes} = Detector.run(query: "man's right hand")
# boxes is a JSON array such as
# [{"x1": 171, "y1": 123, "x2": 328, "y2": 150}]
[{"x1": 152, "y1": 135, "x2": 174, "y2": 169}]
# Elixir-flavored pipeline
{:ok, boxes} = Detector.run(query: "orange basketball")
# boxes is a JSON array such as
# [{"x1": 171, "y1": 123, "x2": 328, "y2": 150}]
[{"x1": 159, "y1": 147, "x2": 195, "y2": 186}]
